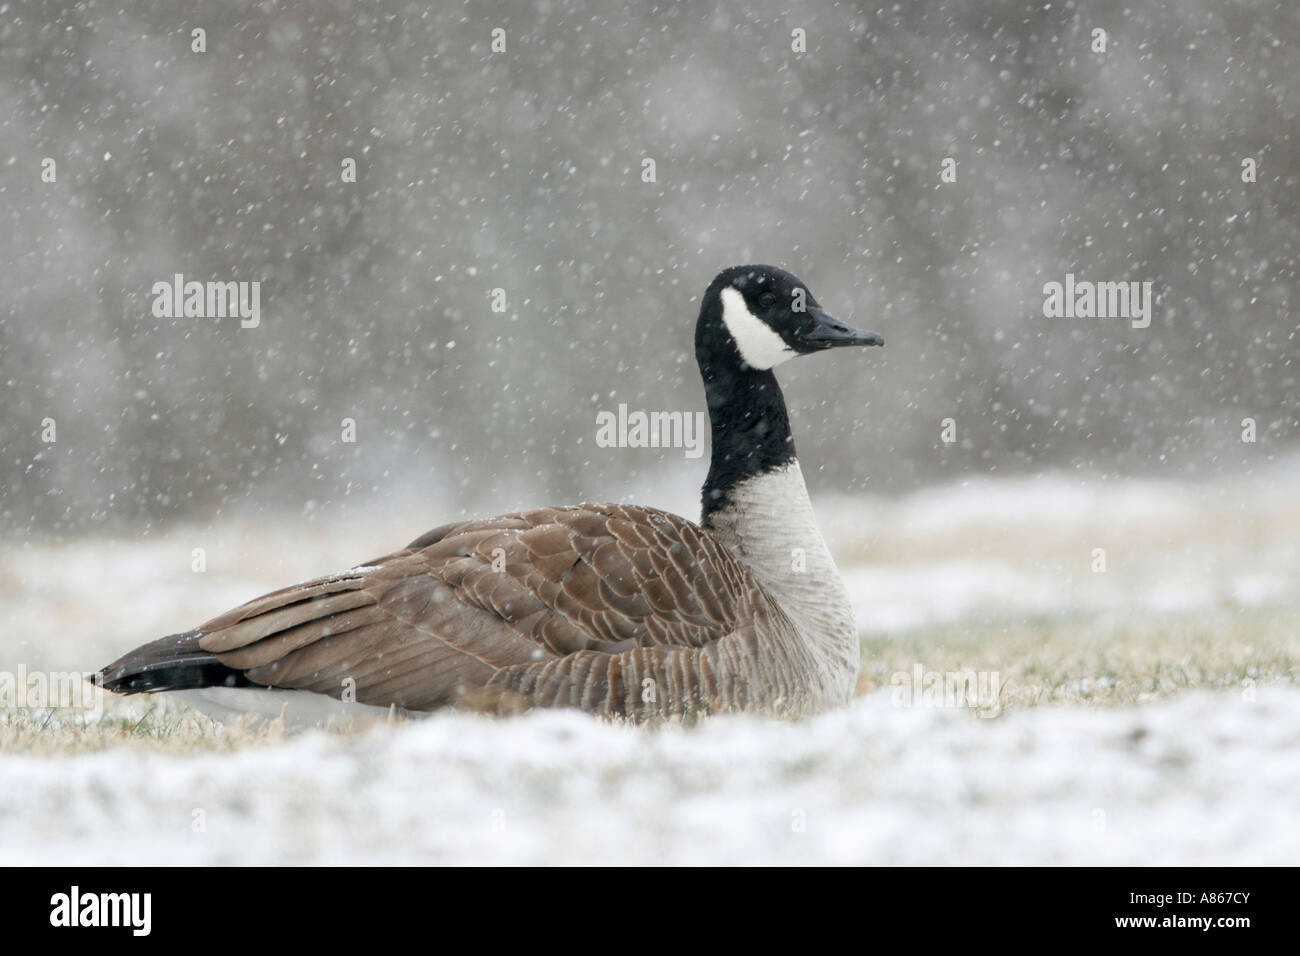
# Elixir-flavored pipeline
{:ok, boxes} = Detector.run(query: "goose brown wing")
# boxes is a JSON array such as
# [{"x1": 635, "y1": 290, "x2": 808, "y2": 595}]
[{"x1": 190, "y1": 504, "x2": 770, "y2": 711}]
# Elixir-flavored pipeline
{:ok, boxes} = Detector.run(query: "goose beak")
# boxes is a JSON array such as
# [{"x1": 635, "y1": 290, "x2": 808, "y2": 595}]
[{"x1": 801, "y1": 308, "x2": 885, "y2": 349}]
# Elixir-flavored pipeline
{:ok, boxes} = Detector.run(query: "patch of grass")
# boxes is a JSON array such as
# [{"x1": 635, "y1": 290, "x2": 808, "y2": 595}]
[
  {"x1": 857, "y1": 607, "x2": 1299, "y2": 711},
  {"x1": 2, "y1": 608, "x2": 1294, "y2": 754},
  {"x1": 0, "y1": 696, "x2": 289, "y2": 756}
]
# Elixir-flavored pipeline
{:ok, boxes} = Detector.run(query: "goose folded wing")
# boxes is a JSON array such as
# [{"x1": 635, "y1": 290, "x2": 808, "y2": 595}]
[{"x1": 190, "y1": 504, "x2": 765, "y2": 711}]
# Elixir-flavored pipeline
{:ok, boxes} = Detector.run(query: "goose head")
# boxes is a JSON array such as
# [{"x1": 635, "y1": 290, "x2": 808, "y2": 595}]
[{"x1": 696, "y1": 264, "x2": 884, "y2": 373}]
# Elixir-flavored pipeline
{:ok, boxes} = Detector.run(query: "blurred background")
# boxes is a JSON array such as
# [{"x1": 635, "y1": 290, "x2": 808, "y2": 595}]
[{"x1": 2, "y1": 0, "x2": 1296, "y2": 537}]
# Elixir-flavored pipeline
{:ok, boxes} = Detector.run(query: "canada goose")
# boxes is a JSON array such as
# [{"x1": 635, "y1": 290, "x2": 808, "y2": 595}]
[{"x1": 98, "y1": 265, "x2": 884, "y2": 724}]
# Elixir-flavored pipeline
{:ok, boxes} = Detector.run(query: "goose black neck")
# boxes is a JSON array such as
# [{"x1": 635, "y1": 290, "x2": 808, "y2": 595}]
[{"x1": 699, "y1": 359, "x2": 797, "y2": 523}]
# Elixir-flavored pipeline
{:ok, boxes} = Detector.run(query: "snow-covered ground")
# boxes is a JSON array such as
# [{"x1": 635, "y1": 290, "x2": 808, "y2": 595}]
[
  {"x1": 2, "y1": 687, "x2": 1296, "y2": 865},
  {"x1": 826, "y1": 467, "x2": 1300, "y2": 633},
  {"x1": 1, "y1": 464, "x2": 1297, "y2": 865}
]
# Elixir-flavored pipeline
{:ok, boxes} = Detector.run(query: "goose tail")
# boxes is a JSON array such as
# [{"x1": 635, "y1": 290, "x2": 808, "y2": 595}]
[{"x1": 98, "y1": 629, "x2": 254, "y2": 694}]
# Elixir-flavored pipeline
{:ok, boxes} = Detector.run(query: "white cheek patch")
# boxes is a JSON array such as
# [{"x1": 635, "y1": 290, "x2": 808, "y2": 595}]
[{"x1": 719, "y1": 287, "x2": 796, "y2": 370}]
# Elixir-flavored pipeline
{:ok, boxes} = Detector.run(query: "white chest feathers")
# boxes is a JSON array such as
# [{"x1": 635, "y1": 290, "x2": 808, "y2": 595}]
[{"x1": 704, "y1": 462, "x2": 858, "y2": 679}]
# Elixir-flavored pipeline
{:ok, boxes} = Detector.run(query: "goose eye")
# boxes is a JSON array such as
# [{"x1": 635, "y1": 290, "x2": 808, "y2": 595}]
[{"x1": 758, "y1": 292, "x2": 778, "y2": 310}]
